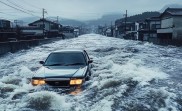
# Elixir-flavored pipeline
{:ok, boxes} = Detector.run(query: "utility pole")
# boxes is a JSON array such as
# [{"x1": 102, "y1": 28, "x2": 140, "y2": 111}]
[
  {"x1": 124, "y1": 10, "x2": 127, "y2": 36},
  {"x1": 56, "y1": 16, "x2": 59, "y2": 36},
  {"x1": 57, "y1": 16, "x2": 59, "y2": 23},
  {"x1": 111, "y1": 22, "x2": 113, "y2": 37},
  {"x1": 57, "y1": 16, "x2": 59, "y2": 29},
  {"x1": 14, "y1": 20, "x2": 18, "y2": 27},
  {"x1": 42, "y1": 8, "x2": 45, "y2": 37}
]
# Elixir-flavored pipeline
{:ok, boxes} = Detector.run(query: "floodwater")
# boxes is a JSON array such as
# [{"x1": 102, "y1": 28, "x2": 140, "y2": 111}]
[{"x1": 0, "y1": 34, "x2": 182, "y2": 111}]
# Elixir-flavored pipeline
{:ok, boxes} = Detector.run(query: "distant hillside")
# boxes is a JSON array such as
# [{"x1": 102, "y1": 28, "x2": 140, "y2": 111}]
[
  {"x1": 19, "y1": 17, "x2": 85, "y2": 26},
  {"x1": 116, "y1": 11, "x2": 160, "y2": 23},
  {"x1": 86, "y1": 13, "x2": 122, "y2": 26},
  {"x1": 19, "y1": 17, "x2": 40, "y2": 25},
  {"x1": 160, "y1": 4, "x2": 182, "y2": 13},
  {"x1": 116, "y1": 4, "x2": 182, "y2": 23},
  {"x1": 59, "y1": 19, "x2": 85, "y2": 26}
]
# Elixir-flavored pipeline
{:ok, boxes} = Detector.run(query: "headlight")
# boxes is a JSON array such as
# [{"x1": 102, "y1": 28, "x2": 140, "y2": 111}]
[
  {"x1": 31, "y1": 79, "x2": 46, "y2": 86},
  {"x1": 70, "y1": 79, "x2": 83, "y2": 85}
]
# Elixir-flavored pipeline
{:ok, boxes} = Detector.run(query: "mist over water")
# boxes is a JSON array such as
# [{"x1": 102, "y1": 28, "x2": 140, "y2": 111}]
[{"x1": 0, "y1": 34, "x2": 182, "y2": 111}]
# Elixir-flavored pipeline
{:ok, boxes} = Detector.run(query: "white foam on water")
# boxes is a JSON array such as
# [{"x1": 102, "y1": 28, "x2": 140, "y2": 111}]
[
  {"x1": 22, "y1": 91, "x2": 72, "y2": 110},
  {"x1": 0, "y1": 34, "x2": 181, "y2": 111},
  {"x1": 90, "y1": 99, "x2": 114, "y2": 111}
]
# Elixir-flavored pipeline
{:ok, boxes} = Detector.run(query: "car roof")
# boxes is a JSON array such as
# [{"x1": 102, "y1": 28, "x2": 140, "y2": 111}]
[{"x1": 52, "y1": 49, "x2": 84, "y2": 53}]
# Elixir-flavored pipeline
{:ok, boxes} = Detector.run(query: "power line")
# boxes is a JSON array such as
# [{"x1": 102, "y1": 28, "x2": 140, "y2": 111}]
[
  {"x1": 6, "y1": 0, "x2": 40, "y2": 14},
  {"x1": 0, "y1": 1, "x2": 41, "y2": 18},
  {"x1": 18, "y1": 0, "x2": 42, "y2": 10}
]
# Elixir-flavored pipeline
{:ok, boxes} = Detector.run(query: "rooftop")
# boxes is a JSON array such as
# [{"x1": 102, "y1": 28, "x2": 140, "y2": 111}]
[
  {"x1": 29, "y1": 19, "x2": 62, "y2": 26},
  {"x1": 161, "y1": 8, "x2": 182, "y2": 17},
  {"x1": 0, "y1": 19, "x2": 10, "y2": 22}
]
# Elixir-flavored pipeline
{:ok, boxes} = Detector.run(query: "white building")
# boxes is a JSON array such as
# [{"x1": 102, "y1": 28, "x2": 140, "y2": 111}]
[
  {"x1": 29, "y1": 19, "x2": 62, "y2": 33},
  {"x1": 20, "y1": 26, "x2": 43, "y2": 36},
  {"x1": 157, "y1": 8, "x2": 182, "y2": 40}
]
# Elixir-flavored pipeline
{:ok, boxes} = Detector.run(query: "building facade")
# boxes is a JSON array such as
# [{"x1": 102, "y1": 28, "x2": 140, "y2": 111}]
[
  {"x1": 138, "y1": 17, "x2": 161, "y2": 41},
  {"x1": 157, "y1": 8, "x2": 182, "y2": 40},
  {"x1": 29, "y1": 19, "x2": 61, "y2": 32}
]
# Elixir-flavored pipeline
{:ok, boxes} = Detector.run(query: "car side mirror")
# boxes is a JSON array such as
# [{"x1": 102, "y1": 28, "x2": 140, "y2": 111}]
[
  {"x1": 39, "y1": 61, "x2": 45, "y2": 65},
  {"x1": 88, "y1": 60, "x2": 93, "y2": 63}
]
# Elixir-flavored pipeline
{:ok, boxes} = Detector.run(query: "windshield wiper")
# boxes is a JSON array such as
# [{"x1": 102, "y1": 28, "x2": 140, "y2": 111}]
[
  {"x1": 65, "y1": 63, "x2": 85, "y2": 66},
  {"x1": 45, "y1": 63, "x2": 65, "y2": 66}
]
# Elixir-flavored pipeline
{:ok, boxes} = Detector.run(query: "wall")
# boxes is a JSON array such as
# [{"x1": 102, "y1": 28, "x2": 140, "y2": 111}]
[
  {"x1": 161, "y1": 18, "x2": 173, "y2": 28},
  {"x1": 135, "y1": 22, "x2": 139, "y2": 40},
  {"x1": 173, "y1": 16, "x2": 182, "y2": 39},
  {"x1": 0, "y1": 38, "x2": 62, "y2": 55},
  {"x1": 63, "y1": 33, "x2": 75, "y2": 39},
  {"x1": 150, "y1": 21, "x2": 160, "y2": 29},
  {"x1": 22, "y1": 29, "x2": 43, "y2": 35},
  {"x1": 32, "y1": 22, "x2": 58, "y2": 32},
  {"x1": 32, "y1": 22, "x2": 51, "y2": 31},
  {"x1": 148, "y1": 37, "x2": 182, "y2": 46}
]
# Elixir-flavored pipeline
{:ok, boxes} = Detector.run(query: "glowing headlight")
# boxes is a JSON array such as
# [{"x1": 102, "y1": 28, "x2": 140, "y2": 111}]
[
  {"x1": 31, "y1": 79, "x2": 46, "y2": 86},
  {"x1": 70, "y1": 79, "x2": 83, "y2": 85}
]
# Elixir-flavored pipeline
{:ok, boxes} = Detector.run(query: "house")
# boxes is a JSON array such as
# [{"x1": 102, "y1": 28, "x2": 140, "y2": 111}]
[
  {"x1": 115, "y1": 16, "x2": 161, "y2": 41},
  {"x1": 134, "y1": 22, "x2": 146, "y2": 40},
  {"x1": 157, "y1": 8, "x2": 182, "y2": 40},
  {"x1": 97, "y1": 26, "x2": 105, "y2": 35},
  {"x1": 60, "y1": 26, "x2": 75, "y2": 38},
  {"x1": 124, "y1": 22, "x2": 136, "y2": 40},
  {"x1": 115, "y1": 20, "x2": 136, "y2": 39},
  {"x1": 29, "y1": 19, "x2": 62, "y2": 37},
  {"x1": 18, "y1": 26, "x2": 43, "y2": 39},
  {"x1": 138, "y1": 17, "x2": 160, "y2": 41},
  {"x1": 74, "y1": 28, "x2": 80, "y2": 37},
  {"x1": 0, "y1": 19, "x2": 11, "y2": 28},
  {"x1": 0, "y1": 19, "x2": 17, "y2": 41}
]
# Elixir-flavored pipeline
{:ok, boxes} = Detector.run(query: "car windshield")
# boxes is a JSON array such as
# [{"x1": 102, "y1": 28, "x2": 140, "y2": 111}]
[{"x1": 44, "y1": 52, "x2": 86, "y2": 66}]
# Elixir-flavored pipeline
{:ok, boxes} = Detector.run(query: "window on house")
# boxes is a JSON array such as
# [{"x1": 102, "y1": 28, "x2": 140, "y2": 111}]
[
  {"x1": 156, "y1": 24, "x2": 160, "y2": 29},
  {"x1": 151, "y1": 24, "x2": 161, "y2": 29},
  {"x1": 140, "y1": 25, "x2": 143, "y2": 29},
  {"x1": 151, "y1": 24, "x2": 156, "y2": 29}
]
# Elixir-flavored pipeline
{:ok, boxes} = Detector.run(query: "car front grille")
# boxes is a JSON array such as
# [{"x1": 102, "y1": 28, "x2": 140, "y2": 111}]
[{"x1": 45, "y1": 78, "x2": 70, "y2": 87}]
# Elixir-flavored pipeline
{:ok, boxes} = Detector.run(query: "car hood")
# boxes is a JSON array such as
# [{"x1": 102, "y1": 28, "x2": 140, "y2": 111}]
[{"x1": 34, "y1": 66, "x2": 87, "y2": 78}]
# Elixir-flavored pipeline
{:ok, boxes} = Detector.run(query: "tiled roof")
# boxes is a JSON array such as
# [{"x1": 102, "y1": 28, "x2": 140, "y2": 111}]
[
  {"x1": 29, "y1": 19, "x2": 62, "y2": 26},
  {"x1": 165, "y1": 8, "x2": 182, "y2": 16},
  {"x1": 0, "y1": 19, "x2": 10, "y2": 22},
  {"x1": 168, "y1": 11, "x2": 182, "y2": 16},
  {"x1": 160, "y1": 8, "x2": 182, "y2": 18}
]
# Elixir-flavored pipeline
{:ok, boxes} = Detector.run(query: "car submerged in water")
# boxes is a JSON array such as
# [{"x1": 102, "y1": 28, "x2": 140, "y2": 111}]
[{"x1": 31, "y1": 49, "x2": 93, "y2": 88}]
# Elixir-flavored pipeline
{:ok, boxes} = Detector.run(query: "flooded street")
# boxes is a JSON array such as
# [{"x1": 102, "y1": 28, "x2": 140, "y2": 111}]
[{"x1": 0, "y1": 34, "x2": 182, "y2": 111}]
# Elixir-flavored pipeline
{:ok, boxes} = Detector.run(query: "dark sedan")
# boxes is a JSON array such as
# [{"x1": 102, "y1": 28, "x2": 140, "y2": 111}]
[{"x1": 31, "y1": 49, "x2": 93, "y2": 88}]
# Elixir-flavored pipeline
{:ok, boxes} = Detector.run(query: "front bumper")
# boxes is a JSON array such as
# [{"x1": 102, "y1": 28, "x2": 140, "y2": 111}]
[{"x1": 31, "y1": 84, "x2": 82, "y2": 95}]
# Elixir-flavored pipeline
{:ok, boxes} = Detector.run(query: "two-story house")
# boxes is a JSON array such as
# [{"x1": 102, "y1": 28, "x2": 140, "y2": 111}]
[
  {"x1": 60, "y1": 26, "x2": 75, "y2": 38},
  {"x1": 115, "y1": 20, "x2": 136, "y2": 39},
  {"x1": 138, "y1": 17, "x2": 160, "y2": 41},
  {"x1": 0, "y1": 19, "x2": 11, "y2": 28},
  {"x1": 29, "y1": 19, "x2": 62, "y2": 37},
  {"x1": 157, "y1": 8, "x2": 182, "y2": 40}
]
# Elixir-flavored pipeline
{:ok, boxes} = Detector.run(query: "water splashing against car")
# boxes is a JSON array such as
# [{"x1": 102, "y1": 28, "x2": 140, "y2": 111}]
[{"x1": 0, "y1": 34, "x2": 182, "y2": 111}]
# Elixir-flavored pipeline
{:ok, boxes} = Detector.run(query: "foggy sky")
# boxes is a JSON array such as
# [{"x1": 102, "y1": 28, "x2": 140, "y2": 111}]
[{"x1": 0, "y1": 0, "x2": 182, "y2": 21}]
